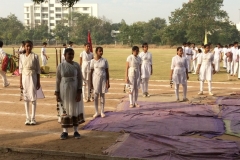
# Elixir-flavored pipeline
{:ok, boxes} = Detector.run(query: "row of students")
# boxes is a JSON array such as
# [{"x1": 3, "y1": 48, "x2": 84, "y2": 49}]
[{"x1": 171, "y1": 44, "x2": 216, "y2": 101}]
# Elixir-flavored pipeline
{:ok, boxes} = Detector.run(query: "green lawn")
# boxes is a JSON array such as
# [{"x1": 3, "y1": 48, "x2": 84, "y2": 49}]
[{"x1": 3, "y1": 47, "x2": 237, "y2": 82}]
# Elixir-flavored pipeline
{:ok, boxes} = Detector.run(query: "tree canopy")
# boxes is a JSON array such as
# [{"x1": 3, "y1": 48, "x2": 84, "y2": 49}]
[{"x1": 32, "y1": 0, "x2": 79, "y2": 7}]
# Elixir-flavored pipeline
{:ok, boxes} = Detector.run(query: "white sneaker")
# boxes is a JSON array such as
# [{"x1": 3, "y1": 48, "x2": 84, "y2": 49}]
[
  {"x1": 30, "y1": 119, "x2": 36, "y2": 125},
  {"x1": 146, "y1": 93, "x2": 151, "y2": 97},
  {"x1": 93, "y1": 113, "x2": 99, "y2": 118},
  {"x1": 209, "y1": 92, "x2": 214, "y2": 96},
  {"x1": 101, "y1": 112, "x2": 106, "y2": 118},
  {"x1": 4, "y1": 82, "x2": 10, "y2": 87},
  {"x1": 129, "y1": 104, "x2": 134, "y2": 108},
  {"x1": 198, "y1": 91, "x2": 203, "y2": 95},
  {"x1": 25, "y1": 119, "x2": 31, "y2": 125},
  {"x1": 83, "y1": 99, "x2": 89, "y2": 103},
  {"x1": 135, "y1": 103, "x2": 140, "y2": 108}
]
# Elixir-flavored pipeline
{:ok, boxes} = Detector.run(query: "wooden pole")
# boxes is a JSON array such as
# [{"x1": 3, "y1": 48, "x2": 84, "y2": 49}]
[
  {"x1": 55, "y1": 48, "x2": 58, "y2": 68},
  {"x1": 59, "y1": 48, "x2": 61, "y2": 63}
]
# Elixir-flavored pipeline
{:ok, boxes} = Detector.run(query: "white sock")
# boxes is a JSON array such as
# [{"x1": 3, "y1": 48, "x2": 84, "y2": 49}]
[
  {"x1": 100, "y1": 93, "x2": 105, "y2": 114},
  {"x1": 175, "y1": 84, "x2": 179, "y2": 99},
  {"x1": 182, "y1": 83, "x2": 187, "y2": 99},
  {"x1": 94, "y1": 93, "x2": 99, "y2": 114},
  {"x1": 63, "y1": 128, "x2": 68, "y2": 133},
  {"x1": 200, "y1": 81, "x2": 204, "y2": 92},
  {"x1": 208, "y1": 81, "x2": 212, "y2": 92},
  {"x1": 31, "y1": 101, "x2": 36, "y2": 120},
  {"x1": 24, "y1": 101, "x2": 30, "y2": 119},
  {"x1": 73, "y1": 126, "x2": 78, "y2": 132}
]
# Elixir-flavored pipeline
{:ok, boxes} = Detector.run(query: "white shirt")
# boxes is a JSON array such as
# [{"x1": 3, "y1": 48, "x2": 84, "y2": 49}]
[
  {"x1": 0, "y1": 48, "x2": 6, "y2": 64},
  {"x1": 41, "y1": 47, "x2": 46, "y2": 58},
  {"x1": 185, "y1": 46, "x2": 192, "y2": 57},
  {"x1": 61, "y1": 48, "x2": 66, "y2": 63},
  {"x1": 192, "y1": 47, "x2": 198, "y2": 59},
  {"x1": 80, "y1": 51, "x2": 93, "y2": 73},
  {"x1": 213, "y1": 47, "x2": 222, "y2": 60},
  {"x1": 231, "y1": 47, "x2": 238, "y2": 61}
]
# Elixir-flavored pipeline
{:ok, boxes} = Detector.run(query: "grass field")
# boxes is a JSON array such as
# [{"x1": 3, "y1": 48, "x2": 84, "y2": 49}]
[{"x1": 3, "y1": 47, "x2": 239, "y2": 82}]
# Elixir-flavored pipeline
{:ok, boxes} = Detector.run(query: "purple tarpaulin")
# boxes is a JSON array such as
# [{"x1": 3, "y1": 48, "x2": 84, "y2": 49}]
[
  {"x1": 216, "y1": 96, "x2": 240, "y2": 106},
  {"x1": 83, "y1": 101, "x2": 224, "y2": 138},
  {"x1": 104, "y1": 133, "x2": 239, "y2": 160}
]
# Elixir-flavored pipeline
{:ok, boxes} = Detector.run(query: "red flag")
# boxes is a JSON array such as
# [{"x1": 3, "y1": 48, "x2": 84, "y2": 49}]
[{"x1": 87, "y1": 31, "x2": 93, "y2": 52}]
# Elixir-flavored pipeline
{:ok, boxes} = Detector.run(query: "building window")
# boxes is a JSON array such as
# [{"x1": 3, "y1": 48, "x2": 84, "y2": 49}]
[
  {"x1": 56, "y1": 20, "x2": 61, "y2": 24},
  {"x1": 63, "y1": 7, "x2": 68, "y2": 11},
  {"x1": 50, "y1": 17, "x2": 54, "y2": 20},
  {"x1": 42, "y1": 7, "x2": 48, "y2": 12},
  {"x1": 42, "y1": 14, "x2": 48, "y2": 18},
  {"x1": 35, "y1": 20, "x2": 40, "y2": 24},
  {"x1": 43, "y1": 20, "x2": 48, "y2": 25},
  {"x1": 50, "y1": 10, "x2": 54, "y2": 13},
  {"x1": 34, "y1": 13, "x2": 40, "y2": 17},
  {"x1": 73, "y1": 7, "x2": 79, "y2": 11},
  {"x1": 27, "y1": 20, "x2": 29, "y2": 25},
  {"x1": 26, "y1": 7, "x2": 29, "y2": 12},
  {"x1": 50, "y1": 23, "x2": 55, "y2": 26},
  {"x1": 56, "y1": 7, "x2": 61, "y2": 12},
  {"x1": 34, "y1": 7, "x2": 40, "y2": 10},
  {"x1": 55, "y1": 0, "x2": 60, "y2": 3},
  {"x1": 56, "y1": 14, "x2": 61, "y2": 18},
  {"x1": 26, "y1": 13, "x2": 29, "y2": 18},
  {"x1": 83, "y1": 7, "x2": 89, "y2": 11},
  {"x1": 50, "y1": 4, "x2": 54, "y2": 7}
]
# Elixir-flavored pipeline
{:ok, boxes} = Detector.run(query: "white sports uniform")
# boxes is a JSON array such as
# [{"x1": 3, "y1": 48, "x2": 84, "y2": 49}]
[
  {"x1": 139, "y1": 51, "x2": 152, "y2": 95},
  {"x1": 41, "y1": 47, "x2": 47, "y2": 66},
  {"x1": 171, "y1": 55, "x2": 188, "y2": 100},
  {"x1": 126, "y1": 55, "x2": 141, "y2": 105},
  {"x1": 80, "y1": 51, "x2": 93, "y2": 100}
]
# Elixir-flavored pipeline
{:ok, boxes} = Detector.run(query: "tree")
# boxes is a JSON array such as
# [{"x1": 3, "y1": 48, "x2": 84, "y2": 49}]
[
  {"x1": 168, "y1": 0, "x2": 229, "y2": 43},
  {"x1": 32, "y1": 0, "x2": 79, "y2": 7}
]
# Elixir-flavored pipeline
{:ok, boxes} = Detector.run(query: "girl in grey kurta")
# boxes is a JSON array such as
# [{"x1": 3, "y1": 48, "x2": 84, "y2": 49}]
[
  {"x1": 90, "y1": 47, "x2": 110, "y2": 118},
  {"x1": 55, "y1": 48, "x2": 84, "y2": 140},
  {"x1": 19, "y1": 40, "x2": 41, "y2": 125}
]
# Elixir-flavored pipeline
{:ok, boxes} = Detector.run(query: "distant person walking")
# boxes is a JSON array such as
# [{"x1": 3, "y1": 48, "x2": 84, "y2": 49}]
[
  {"x1": 0, "y1": 40, "x2": 10, "y2": 87},
  {"x1": 41, "y1": 42, "x2": 48, "y2": 66},
  {"x1": 61, "y1": 43, "x2": 67, "y2": 63}
]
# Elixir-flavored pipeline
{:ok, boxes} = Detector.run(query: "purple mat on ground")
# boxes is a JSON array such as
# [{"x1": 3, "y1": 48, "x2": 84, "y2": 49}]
[
  {"x1": 216, "y1": 96, "x2": 240, "y2": 106},
  {"x1": 83, "y1": 101, "x2": 224, "y2": 138},
  {"x1": 104, "y1": 133, "x2": 239, "y2": 160},
  {"x1": 219, "y1": 106, "x2": 240, "y2": 134}
]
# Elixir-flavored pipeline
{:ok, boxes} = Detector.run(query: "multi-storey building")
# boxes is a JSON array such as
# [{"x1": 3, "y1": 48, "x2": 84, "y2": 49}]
[{"x1": 24, "y1": 0, "x2": 98, "y2": 31}]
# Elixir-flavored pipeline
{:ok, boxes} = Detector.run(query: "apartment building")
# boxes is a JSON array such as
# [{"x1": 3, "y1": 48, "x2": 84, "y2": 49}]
[{"x1": 24, "y1": 0, "x2": 98, "y2": 31}]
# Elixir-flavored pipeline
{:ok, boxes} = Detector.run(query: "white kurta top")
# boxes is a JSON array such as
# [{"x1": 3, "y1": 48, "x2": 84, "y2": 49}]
[
  {"x1": 139, "y1": 51, "x2": 152, "y2": 78},
  {"x1": 127, "y1": 55, "x2": 142, "y2": 89},
  {"x1": 198, "y1": 52, "x2": 214, "y2": 81},
  {"x1": 61, "y1": 48, "x2": 66, "y2": 63},
  {"x1": 90, "y1": 58, "x2": 109, "y2": 94},
  {"x1": 192, "y1": 47, "x2": 198, "y2": 59},
  {"x1": 213, "y1": 47, "x2": 222, "y2": 60},
  {"x1": 231, "y1": 47, "x2": 239, "y2": 62},
  {"x1": 80, "y1": 51, "x2": 93, "y2": 73},
  {"x1": 19, "y1": 53, "x2": 41, "y2": 101},
  {"x1": 171, "y1": 55, "x2": 188, "y2": 84},
  {"x1": 41, "y1": 47, "x2": 47, "y2": 66},
  {"x1": 56, "y1": 61, "x2": 84, "y2": 125}
]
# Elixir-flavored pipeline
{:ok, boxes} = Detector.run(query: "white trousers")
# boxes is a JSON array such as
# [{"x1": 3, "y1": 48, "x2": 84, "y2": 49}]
[
  {"x1": 94, "y1": 93, "x2": 105, "y2": 114},
  {"x1": 175, "y1": 83, "x2": 187, "y2": 100},
  {"x1": 230, "y1": 61, "x2": 238, "y2": 75},
  {"x1": 141, "y1": 78, "x2": 149, "y2": 93},
  {"x1": 227, "y1": 60, "x2": 231, "y2": 73},
  {"x1": 192, "y1": 60, "x2": 197, "y2": 73},
  {"x1": 82, "y1": 72, "x2": 92, "y2": 100},
  {"x1": 223, "y1": 56, "x2": 227, "y2": 68},
  {"x1": 186, "y1": 56, "x2": 191, "y2": 72},
  {"x1": 0, "y1": 70, "x2": 8, "y2": 86},
  {"x1": 129, "y1": 88, "x2": 138, "y2": 105},
  {"x1": 214, "y1": 59, "x2": 220, "y2": 72},
  {"x1": 24, "y1": 101, "x2": 36, "y2": 120},
  {"x1": 200, "y1": 81, "x2": 212, "y2": 92}
]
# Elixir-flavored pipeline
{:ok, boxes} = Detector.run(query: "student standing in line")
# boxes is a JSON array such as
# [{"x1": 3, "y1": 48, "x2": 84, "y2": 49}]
[
  {"x1": 0, "y1": 40, "x2": 10, "y2": 87},
  {"x1": 19, "y1": 40, "x2": 41, "y2": 125},
  {"x1": 55, "y1": 48, "x2": 84, "y2": 140},
  {"x1": 222, "y1": 45, "x2": 228, "y2": 70},
  {"x1": 185, "y1": 42, "x2": 193, "y2": 73},
  {"x1": 192, "y1": 49, "x2": 202, "y2": 74},
  {"x1": 90, "y1": 47, "x2": 110, "y2": 118},
  {"x1": 139, "y1": 42, "x2": 152, "y2": 97},
  {"x1": 125, "y1": 46, "x2": 142, "y2": 108},
  {"x1": 80, "y1": 43, "x2": 94, "y2": 102},
  {"x1": 213, "y1": 43, "x2": 222, "y2": 73},
  {"x1": 41, "y1": 42, "x2": 48, "y2": 66},
  {"x1": 68, "y1": 41, "x2": 74, "y2": 48},
  {"x1": 191, "y1": 43, "x2": 198, "y2": 73},
  {"x1": 170, "y1": 47, "x2": 189, "y2": 102},
  {"x1": 61, "y1": 43, "x2": 67, "y2": 63},
  {"x1": 230, "y1": 42, "x2": 239, "y2": 77},
  {"x1": 196, "y1": 44, "x2": 216, "y2": 96},
  {"x1": 226, "y1": 44, "x2": 233, "y2": 73}
]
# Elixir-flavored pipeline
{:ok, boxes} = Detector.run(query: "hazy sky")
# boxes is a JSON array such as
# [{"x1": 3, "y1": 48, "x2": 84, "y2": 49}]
[{"x1": 1, "y1": 0, "x2": 240, "y2": 24}]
